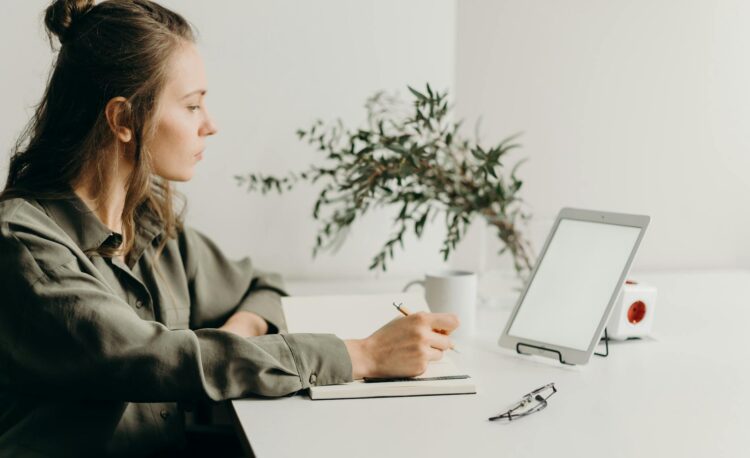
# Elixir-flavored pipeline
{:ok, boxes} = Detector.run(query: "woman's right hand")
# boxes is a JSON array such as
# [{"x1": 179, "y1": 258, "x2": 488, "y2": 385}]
[{"x1": 344, "y1": 312, "x2": 460, "y2": 380}]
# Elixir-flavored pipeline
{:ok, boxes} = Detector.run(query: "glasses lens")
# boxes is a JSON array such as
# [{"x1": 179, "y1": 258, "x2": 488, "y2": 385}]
[
  {"x1": 534, "y1": 383, "x2": 556, "y2": 401},
  {"x1": 489, "y1": 400, "x2": 547, "y2": 421},
  {"x1": 516, "y1": 396, "x2": 546, "y2": 415}
]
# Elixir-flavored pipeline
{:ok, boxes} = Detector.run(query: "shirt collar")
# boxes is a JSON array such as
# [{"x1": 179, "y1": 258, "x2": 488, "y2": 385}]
[
  {"x1": 38, "y1": 190, "x2": 164, "y2": 258},
  {"x1": 132, "y1": 201, "x2": 164, "y2": 262}
]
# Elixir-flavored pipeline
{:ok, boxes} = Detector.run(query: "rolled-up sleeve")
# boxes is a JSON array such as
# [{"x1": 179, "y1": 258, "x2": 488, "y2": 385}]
[
  {"x1": 0, "y1": 228, "x2": 353, "y2": 402},
  {"x1": 180, "y1": 227, "x2": 288, "y2": 333}
]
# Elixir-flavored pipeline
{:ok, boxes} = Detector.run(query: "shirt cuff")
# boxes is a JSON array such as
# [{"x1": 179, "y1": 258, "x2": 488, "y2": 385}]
[
  {"x1": 280, "y1": 333, "x2": 353, "y2": 388},
  {"x1": 237, "y1": 289, "x2": 288, "y2": 334}
]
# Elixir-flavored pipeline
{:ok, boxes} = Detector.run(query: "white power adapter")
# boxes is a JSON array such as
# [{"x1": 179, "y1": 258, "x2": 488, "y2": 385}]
[{"x1": 606, "y1": 280, "x2": 658, "y2": 340}]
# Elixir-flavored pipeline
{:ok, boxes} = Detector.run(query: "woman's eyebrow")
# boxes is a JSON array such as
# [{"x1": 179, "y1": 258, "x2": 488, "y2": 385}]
[{"x1": 181, "y1": 89, "x2": 207, "y2": 99}]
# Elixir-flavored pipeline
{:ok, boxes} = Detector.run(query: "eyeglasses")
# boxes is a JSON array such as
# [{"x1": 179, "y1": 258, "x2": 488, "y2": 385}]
[{"x1": 488, "y1": 382, "x2": 557, "y2": 422}]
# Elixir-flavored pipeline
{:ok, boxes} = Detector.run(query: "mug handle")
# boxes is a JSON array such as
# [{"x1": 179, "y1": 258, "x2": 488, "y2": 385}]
[{"x1": 402, "y1": 280, "x2": 425, "y2": 292}]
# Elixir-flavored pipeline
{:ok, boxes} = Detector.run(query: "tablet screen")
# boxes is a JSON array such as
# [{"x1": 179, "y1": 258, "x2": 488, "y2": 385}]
[{"x1": 508, "y1": 218, "x2": 642, "y2": 351}]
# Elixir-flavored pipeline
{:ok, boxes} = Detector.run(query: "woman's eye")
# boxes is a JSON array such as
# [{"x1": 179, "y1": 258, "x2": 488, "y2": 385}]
[{"x1": 188, "y1": 105, "x2": 201, "y2": 112}]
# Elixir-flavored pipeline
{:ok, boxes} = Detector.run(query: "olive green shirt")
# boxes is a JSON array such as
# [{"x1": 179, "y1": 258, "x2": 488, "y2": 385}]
[{"x1": 0, "y1": 193, "x2": 353, "y2": 457}]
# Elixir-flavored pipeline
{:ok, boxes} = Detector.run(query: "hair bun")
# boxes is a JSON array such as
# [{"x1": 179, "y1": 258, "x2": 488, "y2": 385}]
[{"x1": 44, "y1": 0, "x2": 95, "y2": 45}]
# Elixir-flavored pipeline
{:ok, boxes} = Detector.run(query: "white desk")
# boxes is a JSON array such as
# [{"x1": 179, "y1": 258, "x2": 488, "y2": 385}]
[{"x1": 232, "y1": 271, "x2": 750, "y2": 457}]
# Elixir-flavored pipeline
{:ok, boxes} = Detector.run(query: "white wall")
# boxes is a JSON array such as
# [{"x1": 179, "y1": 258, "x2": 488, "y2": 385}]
[{"x1": 456, "y1": 0, "x2": 750, "y2": 272}]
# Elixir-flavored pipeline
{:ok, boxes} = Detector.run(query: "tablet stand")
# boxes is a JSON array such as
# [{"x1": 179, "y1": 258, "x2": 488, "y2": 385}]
[
  {"x1": 515, "y1": 328, "x2": 610, "y2": 365},
  {"x1": 515, "y1": 342, "x2": 575, "y2": 365},
  {"x1": 594, "y1": 328, "x2": 609, "y2": 358}
]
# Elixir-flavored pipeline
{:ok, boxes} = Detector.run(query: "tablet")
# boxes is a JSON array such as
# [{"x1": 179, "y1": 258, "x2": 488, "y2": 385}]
[{"x1": 498, "y1": 208, "x2": 650, "y2": 365}]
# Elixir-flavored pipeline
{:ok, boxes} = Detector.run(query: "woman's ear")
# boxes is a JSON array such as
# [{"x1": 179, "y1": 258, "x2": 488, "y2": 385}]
[{"x1": 104, "y1": 96, "x2": 133, "y2": 143}]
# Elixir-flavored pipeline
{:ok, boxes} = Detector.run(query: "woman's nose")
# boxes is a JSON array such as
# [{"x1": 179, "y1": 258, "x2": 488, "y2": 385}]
[{"x1": 201, "y1": 113, "x2": 218, "y2": 137}]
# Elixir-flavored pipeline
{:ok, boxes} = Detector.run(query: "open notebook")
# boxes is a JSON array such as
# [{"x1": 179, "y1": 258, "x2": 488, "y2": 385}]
[{"x1": 282, "y1": 292, "x2": 477, "y2": 400}]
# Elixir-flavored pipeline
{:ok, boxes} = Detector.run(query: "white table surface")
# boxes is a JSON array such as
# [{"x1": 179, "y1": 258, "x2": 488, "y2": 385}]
[{"x1": 231, "y1": 270, "x2": 750, "y2": 458}]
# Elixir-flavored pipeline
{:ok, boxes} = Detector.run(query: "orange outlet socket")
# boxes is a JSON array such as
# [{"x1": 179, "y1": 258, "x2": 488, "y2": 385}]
[{"x1": 627, "y1": 301, "x2": 647, "y2": 324}]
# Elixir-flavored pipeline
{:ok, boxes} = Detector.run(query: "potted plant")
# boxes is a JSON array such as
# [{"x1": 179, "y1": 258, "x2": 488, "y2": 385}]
[{"x1": 236, "y1": 84, "x2": 534, "y2": 277}]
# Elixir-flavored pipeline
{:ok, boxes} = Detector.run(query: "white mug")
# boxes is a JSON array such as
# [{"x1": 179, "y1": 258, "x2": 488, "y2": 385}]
[{"x1": 403, "y1": 270, "x2": 478, "y2": 338}]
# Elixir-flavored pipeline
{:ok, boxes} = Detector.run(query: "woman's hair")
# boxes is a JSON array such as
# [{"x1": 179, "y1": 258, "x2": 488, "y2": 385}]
[{"x1": 2, "y1": 0, "x2": 196, "y2": 260}]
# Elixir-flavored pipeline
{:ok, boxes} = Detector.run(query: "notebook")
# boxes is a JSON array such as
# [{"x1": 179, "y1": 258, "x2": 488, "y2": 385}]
[{"x1": 281, "y1": 292, "x2": 477, "y2": 400}]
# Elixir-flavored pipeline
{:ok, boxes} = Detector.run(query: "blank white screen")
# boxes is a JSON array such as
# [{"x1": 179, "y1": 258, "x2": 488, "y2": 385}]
[{"x1": 508, "y1": 219, "x2": 641, "y2": 351}]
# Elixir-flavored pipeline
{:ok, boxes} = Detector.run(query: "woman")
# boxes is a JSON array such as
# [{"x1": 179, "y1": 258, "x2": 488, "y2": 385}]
[{"x1": 0, "y1": 0, "x2": 459, "y2": 456}]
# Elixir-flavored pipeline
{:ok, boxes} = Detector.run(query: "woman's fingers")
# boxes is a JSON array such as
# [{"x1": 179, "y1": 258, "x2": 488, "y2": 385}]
[
  {"x1": 426, "y1": 346, "x2": 444, "y2": 362},
  {"x1": 407, "y1": 312, "x2": 458, "y2": 350},
  {"x1": 426, "y1": 313, "x2": 460, "y2": 334},
  {"x1": 425, "y1": 330, "x2": 453, "y2": 351},
  {"x1": 358, "y1": 311, "x2": 459, "y2": 379}
]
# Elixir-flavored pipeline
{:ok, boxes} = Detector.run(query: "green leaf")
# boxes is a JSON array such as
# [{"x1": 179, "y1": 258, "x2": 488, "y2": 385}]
[
  {"x1": 408, "y1": 85, "x2": 428, "y2": 101},
  {"x1": 496, "y1": 183, "x2": 506, "y2": 200},
  {"x1": 398, "y1": 202, "x2": 408, "y2": 219},
  {"x1": 415, "y1": 211, "x2": 428, "y2": 237},
  {"x1": 499, "y1": 132, "x2": 523, "y2": 149},
  {"x1": 510, "y1": 158, "x2": 529, "y2": 179},
  {"x1": 356, "y1": 145, "x2": 375, "y2": 156}
]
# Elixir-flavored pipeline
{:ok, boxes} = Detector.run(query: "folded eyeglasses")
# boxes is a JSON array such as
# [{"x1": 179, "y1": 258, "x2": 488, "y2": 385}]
[{"x1": 488, "y1": 382, "x2": 557, "y2": 422}]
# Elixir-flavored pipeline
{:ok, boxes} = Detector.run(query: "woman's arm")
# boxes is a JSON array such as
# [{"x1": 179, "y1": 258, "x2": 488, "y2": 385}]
[
  {"x1": 218, "y1": 310, "x2": 269, "y2": 337},
  {"x1": 0, "y1": 229, "x2": 350, "y2": 400},
  {"x1": 218, "y1": 308, "x2": 459, "y2": 379},
  {"x1": 179, "y1": 227, "x2": 288, "y2": 334}
]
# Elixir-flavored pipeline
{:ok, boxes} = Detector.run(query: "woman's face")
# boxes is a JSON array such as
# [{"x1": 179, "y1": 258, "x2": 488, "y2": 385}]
[{"x1": 147, "y1": 42, "x2": 218, "y2": 181}]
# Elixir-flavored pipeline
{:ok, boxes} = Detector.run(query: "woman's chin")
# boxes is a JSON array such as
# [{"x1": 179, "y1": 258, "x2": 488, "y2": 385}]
[{"x1": 155, "y1": 169, "x2": 195, "y2": 182}]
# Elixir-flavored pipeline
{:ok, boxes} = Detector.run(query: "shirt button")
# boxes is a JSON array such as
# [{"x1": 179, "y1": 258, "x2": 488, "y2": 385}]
[
  {"x1": 309, "y1": 373, "x2": 317, "y2": 385},
  {"x1": 135, "y1": 300, "x2": 144, "y2": 309},
  {"x1": 160, "y1": 409, "x2": 170, "y2": 419}
]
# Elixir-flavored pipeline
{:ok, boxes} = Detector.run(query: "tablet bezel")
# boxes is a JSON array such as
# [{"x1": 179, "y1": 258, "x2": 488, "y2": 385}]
[{"x1": 498, "y1": 208, "x2": 650, "y2": 365}]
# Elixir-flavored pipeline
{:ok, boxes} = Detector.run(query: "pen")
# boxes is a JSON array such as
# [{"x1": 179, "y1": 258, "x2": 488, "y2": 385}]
[{"x1": 393, "y1": 302, "x2": 459, "y2": 353}]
